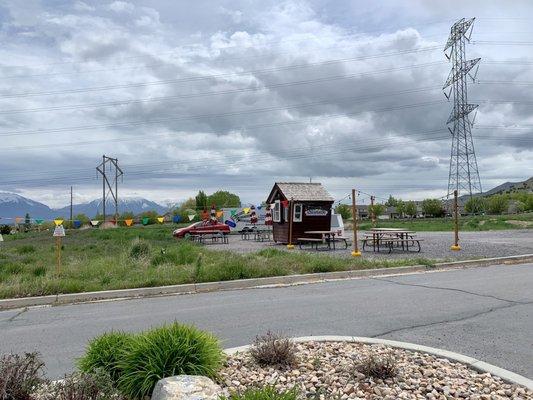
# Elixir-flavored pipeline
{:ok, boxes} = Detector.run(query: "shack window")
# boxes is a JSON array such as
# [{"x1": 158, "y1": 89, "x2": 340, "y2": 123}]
[
  {"x1": 273, "y1": 200, "x2": 281, "y2": 222},
  {"x1": 293, "y1": 203, "x2": 303, "y2": 222},
  {"x1": 283, "y1": 205, "x2": 288, "y2": 222}
]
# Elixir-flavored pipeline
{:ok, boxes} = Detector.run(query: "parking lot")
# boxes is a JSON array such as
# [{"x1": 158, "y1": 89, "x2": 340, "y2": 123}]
[{"x1": 208, "y1": 229, "x2": 533, "y2": 261}]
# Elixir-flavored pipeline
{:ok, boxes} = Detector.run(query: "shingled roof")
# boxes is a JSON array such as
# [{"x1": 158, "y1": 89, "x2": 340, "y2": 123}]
[{"x1": 268, "y1": 182, "x2": 334, "y2": 202}]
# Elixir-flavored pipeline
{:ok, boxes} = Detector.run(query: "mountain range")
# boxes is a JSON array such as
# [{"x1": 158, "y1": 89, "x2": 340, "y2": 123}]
[{"x1": 0, "y1": 192, "x2": 167, "y2": 221}]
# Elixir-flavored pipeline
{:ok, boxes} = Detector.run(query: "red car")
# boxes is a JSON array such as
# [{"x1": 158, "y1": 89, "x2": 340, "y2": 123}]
[{"x1": 172, "y1": 220, "x2": 230, "y2": 238}]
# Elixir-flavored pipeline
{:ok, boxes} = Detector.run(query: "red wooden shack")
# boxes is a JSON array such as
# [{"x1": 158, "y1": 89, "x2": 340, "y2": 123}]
[{"x1": 266, "y1": 182, "x2": 334, "y2": 244}]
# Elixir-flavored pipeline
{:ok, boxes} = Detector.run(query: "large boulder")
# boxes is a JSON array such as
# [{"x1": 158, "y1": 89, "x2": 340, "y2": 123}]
[{"x1": 151, "y1": 375, "x2": 224, "y2": 400}]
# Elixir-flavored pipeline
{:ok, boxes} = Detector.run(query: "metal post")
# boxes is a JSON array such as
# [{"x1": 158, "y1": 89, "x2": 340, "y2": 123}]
[
  {"x1": 351, "y1": 189, "x2": 361, "y2": 257},
  {"x1": 115, "y1": 159, "x2": 118, "y2": 224},
  {"x1": 451, "y1": 189, "x2": 461, "y2": 250},
  {"x1": 287, "y1": 199, "x2": 294, "y2": 249}
]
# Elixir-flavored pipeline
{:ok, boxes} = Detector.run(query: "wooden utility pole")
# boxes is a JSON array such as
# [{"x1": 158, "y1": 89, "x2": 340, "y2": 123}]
[
  {"x1": 69, "y1": 186, "x2": 73, "y2": 223},
  {"x1": 287, "y1": 199, "x2": 294, "y2": 249},
  {"x1": 370, "y1": 195, "x2": 376, "y2": 228},
  {"x1": 451, "y1": 189, "x2": 461, "y2": 250},
  {"x1": 351, "y1": 189, "x2": 361, "y2": 257}
]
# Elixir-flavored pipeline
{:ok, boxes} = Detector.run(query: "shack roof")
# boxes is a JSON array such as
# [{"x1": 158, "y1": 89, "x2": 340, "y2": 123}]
[{"x1": 267, "y1": 182, "x2": 334, "y2": 202}]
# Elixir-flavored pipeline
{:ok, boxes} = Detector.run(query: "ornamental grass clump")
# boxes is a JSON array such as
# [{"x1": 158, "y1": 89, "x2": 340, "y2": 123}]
[
  {"x1": 249, "y1": 331, "x2": 297, "y2": 368},
  {"x1": 77, "y1": 331, "x2": 132, "y2": 383},
  {"x1": 117, "y1": 322, "x2": 223, "y2": 399},
  {"x1": 128, "y1": 239, "x2": 151, "y2": 260},
  {"x1": 0, "y1": 352, "x2": 45, "y2": 400},
  {"x1": 356, "y1": 352, "x2": 398, "y2": 380},
  {"x1": 221, "y1": 386, "x2": 299, "y2": 400}
]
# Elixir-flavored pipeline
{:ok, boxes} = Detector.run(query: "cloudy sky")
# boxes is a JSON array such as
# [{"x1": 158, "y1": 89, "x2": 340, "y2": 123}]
[{"x1": 0, "y1": 0, "x2": 532, "y2": 208}]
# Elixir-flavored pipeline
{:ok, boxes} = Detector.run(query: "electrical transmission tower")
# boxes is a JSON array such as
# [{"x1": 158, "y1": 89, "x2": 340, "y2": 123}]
[
  {"x1": 443, "y1": 17, "x2": 482, "y2": 199},
  {"x1": 96, "y1": 155, "x2": 123, "y2": 223}
]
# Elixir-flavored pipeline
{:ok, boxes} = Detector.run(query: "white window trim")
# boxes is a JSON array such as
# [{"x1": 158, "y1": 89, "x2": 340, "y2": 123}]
[
  {"x1": 273, "y1": 200, "x2": 281, "y2": 222},
  {"x1": 293, "y1": 203, "x2": 303, "y2": 222}
]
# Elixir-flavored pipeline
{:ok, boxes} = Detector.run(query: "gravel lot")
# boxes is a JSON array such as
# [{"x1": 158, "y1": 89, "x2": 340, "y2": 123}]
[
  {"x1": 221, "y1": 341, "x2": 532, "y2": 399},
  {"x1": 207, "y1": 230, "x2": 533, "y2": 261}
]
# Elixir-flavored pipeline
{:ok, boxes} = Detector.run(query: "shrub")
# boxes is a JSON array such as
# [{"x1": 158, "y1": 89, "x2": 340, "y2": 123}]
[
  {"x1": 355, "y1": 353, "x2": 398, "y2": 379},
  {"x1": 36, "y1": 370, "x2": 125, "y2": 400},
  {"x1": 0, "y1": 225, "x2": 10, "y2": 235},
  {"x1": 117, "y1": 322, "x2": 223, "y2": 399},
  {"x1": 78, "y1": 331, "x2": 131, "y2": 383},
  {"x1": 221, "y1": 386, "x2": 299, "y2": 400},
  {"x1": 249, "y1": 331, "x2": 297, "y2": 368},
  {"x1": 487, "y1": 194, "x2": 509, "y2": 214},
  {"x1": 0, "y1": 352, "x2": 45, "y2": 400},
  {"x1": 129, "y1": 239, "x2": 151, "y2": 260},
  {"x1": 16, "y1": 245, "x2": 35, "y2": 255},
  {"x1": 464, "y1": 196, "x2": 486, "y2": 214}
]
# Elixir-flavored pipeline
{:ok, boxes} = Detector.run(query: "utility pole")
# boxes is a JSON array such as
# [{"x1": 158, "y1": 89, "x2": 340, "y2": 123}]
[
  {"x1": 444, "y1": 18, "x2": 482, "y2": 199},
  {"x1": 451, "y1": 189, "x2": 461, "y2": 250},
  {"x1": 96, "y1": 155, "x2": 123, "y2": 224},
  {"x1": 69, "y1": 186, "x2": 73, "y2": 223},
  {"x1": 351, "y1": 189, "x2": 361, "y2": 257}
]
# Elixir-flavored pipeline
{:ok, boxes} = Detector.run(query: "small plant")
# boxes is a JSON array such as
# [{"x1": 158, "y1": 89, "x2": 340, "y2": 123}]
[
  {"x1": 0, "y1": 352, "x2": 45, "y2": 400},
  {"x1": 129, "y1": 238, "x2": 151, "y2": 260},
  {"x1": 221, "y1": 386, "x2": 298, "y2": 400},
  {"x1": 78, "y1": 331, "x2": 132, "y2": 383},
  {"x1": 249, "y1": 331, "x2": 297, "y2": 368},
  {"x1": 194, "y1": 253, "x2": 203, "y2": 282},
  {"x1": 35, "y1": 370, "x2": 125, "y2": 400},
  {"x1": 117, "y1": 322, "x2": 223, "y2": 399},
  {"x1": 16, "y1": 245, "x2": 35, "y2": 255},
  {"x1": 355, "y1": 352, "x2": 398, "y2": 380},
  {"x1": 0, "y1": 225, "x2": 11, "y2": 235}
]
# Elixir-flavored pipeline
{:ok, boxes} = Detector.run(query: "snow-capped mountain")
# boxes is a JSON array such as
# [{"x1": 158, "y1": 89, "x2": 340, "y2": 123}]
[
  {"x1": 0, "y1": 192, "x2": 54, "y2": 221},
  {"x1": 0, "y1": 192, "x2": 167, "y2": 221},
  {"x1": 54, "y1": 197, "x2": 167, "y2": 217}
]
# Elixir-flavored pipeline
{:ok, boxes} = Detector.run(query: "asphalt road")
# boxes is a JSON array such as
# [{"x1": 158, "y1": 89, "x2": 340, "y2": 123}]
[{"x1": 1, "y1": 263, "x2": 532, "y2": 379}]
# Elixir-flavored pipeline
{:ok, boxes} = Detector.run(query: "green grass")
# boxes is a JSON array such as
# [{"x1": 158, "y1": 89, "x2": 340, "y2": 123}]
[
  {"x1": 0, "y1": 224, "x2": 434, "y2": 299},
  {"x1": 355, "y1": 212, "x2": 533, "y2": 232}
]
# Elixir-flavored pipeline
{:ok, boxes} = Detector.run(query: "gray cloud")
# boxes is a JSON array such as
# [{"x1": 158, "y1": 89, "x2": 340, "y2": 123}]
[{"x1": 0, "y1": 0, "x2": 532, "y2": 207}]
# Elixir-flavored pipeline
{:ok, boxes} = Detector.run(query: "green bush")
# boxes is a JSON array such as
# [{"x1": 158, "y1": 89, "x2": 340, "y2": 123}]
[
  {"x1": 464, "y1": 196, "x2": 486, "y2": 214},
  {"x1": 487, "y1": 194, "x2": 509, "y2": 214},
  {"x1": 221, "y1": 386, "x2": 298, "y2": 400},
  {"x1": 78, "y1": 331, "x2": 132, "y2": 383},
  {"x1": 117, "y1": 322, "x2": 223, "y2": 399},
  {"x1": 129, "y1": 239, "x2": 151, "y2": 260},
  {"x1": 0, "y1": 225, "x2": 10, "y2": 235}
]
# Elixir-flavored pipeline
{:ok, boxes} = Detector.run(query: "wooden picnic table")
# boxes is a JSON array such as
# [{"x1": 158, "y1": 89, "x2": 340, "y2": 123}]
[
  {"x1": 363, "y1": 229, "x2": 420, "y2": 253},
  {"x1": 303, "y1": 230, "x2": 348, "y2": 250}
]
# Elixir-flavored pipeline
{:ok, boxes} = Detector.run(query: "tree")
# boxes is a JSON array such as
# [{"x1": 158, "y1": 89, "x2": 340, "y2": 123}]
[
  {"x1": 74, "y1": 213, "x2": 90, "y2": 225},
  {"x1": 385, "y1": 195, "x2": 398, "y2": 207},
  {"x1": 404, "y1": 201, "x2": 417, "y2": 218},
  {"x1": 464, "y1": 197, "x2": 486, "y2": 214},
  {"x1": 369, "y1": 203, "x2": 385, "y2": 218},
  {"x1": 396, "y1": 200, "x2": 406, "y2": 217},
  {"x1": 335, "y1": 204, "x2": 352, "y2": 220},
  {"x1": 195, "y1": 191, "x2": 208, "y2": 211},
  {"x1": 422, "y1": 199, "x2": 445, "y2": 217},
  {"x1": 24, "y1": 213, "x2": 31, "y2": 232},
  {"x1": 140, "y1": 210, "x2": 159, "y2": 225},
  {"x1": 487, "y1": 194, "x2": 508, "y2": 214},
  {"x1": 207, "y1": 191, "x2": 241, "y2": 209}
]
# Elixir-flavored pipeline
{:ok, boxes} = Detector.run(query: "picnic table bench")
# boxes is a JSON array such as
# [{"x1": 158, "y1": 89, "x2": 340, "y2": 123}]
[
  {"x1": 191, "y1": 231, "x2": 228, "y2": 244},
  {"x1": 361, "y1": 229, "x2": 422, "y2": 253},
  {"x1": 298, "y1": 231, "x2": 350, "y2": 251}
]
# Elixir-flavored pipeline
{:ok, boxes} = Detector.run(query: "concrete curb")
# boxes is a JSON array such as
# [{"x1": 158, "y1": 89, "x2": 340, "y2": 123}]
[
  {"x1": 224, "y1": 336, "x2": 533, "y2": 390},
  {"x1": 1, "y1": 253, "x2": 532, "y2": 310}
]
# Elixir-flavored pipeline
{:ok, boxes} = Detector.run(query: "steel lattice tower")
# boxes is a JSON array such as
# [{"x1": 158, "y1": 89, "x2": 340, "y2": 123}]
[{"x1": 443, "y1": 18, "x2": 482, "y2": 198}]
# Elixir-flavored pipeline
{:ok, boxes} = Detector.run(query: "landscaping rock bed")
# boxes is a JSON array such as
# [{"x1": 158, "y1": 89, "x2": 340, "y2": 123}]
[{"x1": 220, "y1": 341, "x2": 532, "y2": 399}]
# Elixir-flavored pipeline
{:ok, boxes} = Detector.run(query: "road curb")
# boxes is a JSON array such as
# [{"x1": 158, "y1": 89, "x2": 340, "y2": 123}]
[
  {"x1": 1, "y1": 253, "x2": 532, "y2": 310},
  {"x1": 224, "y1": 336, "x2": 533, "y2": 390}
]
